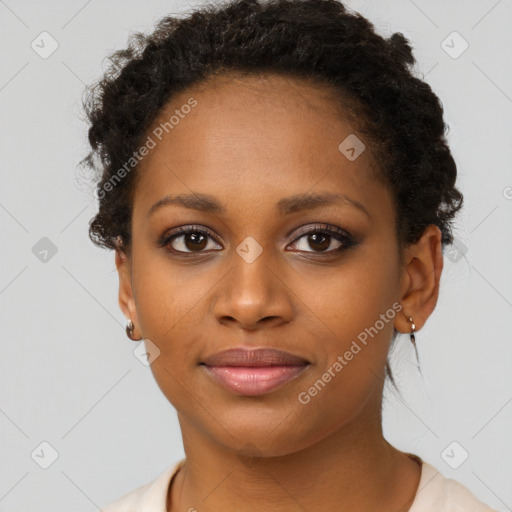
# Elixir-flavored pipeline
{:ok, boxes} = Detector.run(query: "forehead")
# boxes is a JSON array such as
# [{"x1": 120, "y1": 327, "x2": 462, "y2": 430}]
[{"x1": 132, "y1": 72, "x2": 389, "y2": 222}]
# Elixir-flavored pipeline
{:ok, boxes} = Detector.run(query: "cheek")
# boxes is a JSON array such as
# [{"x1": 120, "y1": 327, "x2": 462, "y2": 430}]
[
  {"x1": 293, "y1": 248, "x2": 399, "y2": 348},
  {"x1": 131, "y1": 246, "x2": 208, "y2": 335},
  {"x1": 130, "y1": 252, "x2": 204, "y2": 377},
  {"x1": 294, "y1": 245, "x2": 400, "y2": 397}
]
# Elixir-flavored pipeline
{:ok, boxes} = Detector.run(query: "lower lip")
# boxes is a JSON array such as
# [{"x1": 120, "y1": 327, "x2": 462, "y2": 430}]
[{"x1": 202, "y1": 364, "x2": 309, "y2": 396}]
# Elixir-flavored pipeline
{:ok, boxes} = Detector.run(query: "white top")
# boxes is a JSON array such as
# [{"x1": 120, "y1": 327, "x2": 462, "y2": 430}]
[{"x1": 100, "y1": 456, "x2": 497, "y2": 511}]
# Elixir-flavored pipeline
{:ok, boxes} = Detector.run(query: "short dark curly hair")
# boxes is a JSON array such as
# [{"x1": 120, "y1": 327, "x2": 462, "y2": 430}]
[
  {"x1": 81, "y1": 0, "x2": 462, "y2": 255},
  {"x1": 79, "y1": 0, "x2": 463, "y2": 386}
]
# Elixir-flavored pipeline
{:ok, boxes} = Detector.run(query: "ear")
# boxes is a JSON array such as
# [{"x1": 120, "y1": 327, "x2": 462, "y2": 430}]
[
  {"x1": 395, "y1": 225, "x2": 444, "y2": 334},
  {"x1": 115, "y1": 243, "x2": 141, "y2": 339}
]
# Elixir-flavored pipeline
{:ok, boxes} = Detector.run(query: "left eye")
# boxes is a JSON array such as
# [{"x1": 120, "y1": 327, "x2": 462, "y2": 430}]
[{"x1": 289, "y1": 228, "x2": 350, "y2": 253}]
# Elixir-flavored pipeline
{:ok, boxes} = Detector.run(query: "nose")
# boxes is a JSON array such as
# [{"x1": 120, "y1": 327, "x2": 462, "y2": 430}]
[{"x1": 211, "y1": 250, "x2": 294, "y2": 331}]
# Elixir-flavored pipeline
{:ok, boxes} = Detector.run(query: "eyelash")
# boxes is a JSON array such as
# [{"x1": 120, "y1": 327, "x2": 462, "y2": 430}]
[{"x1": 158, "y1": 223, "x2": 356, "y2": 257}]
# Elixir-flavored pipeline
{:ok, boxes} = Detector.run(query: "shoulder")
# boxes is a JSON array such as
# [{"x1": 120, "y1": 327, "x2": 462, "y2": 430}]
[
  {"x1": 98, "y1": 456, "x2": 497, "y2": 511},
  {"x1": 409, "y1": 459, "x2": 497, "y2": 512},
  {"x1": 100, "y1": 459, "x2": 185, "y2": 512}
]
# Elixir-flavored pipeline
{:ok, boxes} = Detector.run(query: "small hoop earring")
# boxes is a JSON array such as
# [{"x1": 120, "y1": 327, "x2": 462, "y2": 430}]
[{"x1": 126, "y1": 319, "x2": 142, "y2": 341}]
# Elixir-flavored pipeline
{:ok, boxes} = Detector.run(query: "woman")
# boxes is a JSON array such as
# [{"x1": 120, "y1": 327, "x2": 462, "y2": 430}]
[{"x1": 80, "y1": 0, "x2": 496, "y2": 510}]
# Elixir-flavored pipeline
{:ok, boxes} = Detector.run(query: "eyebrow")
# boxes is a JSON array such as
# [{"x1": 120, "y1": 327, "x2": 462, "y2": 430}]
[{"x1": 147, "y1": 192, "x2": 370, "y2": 218}]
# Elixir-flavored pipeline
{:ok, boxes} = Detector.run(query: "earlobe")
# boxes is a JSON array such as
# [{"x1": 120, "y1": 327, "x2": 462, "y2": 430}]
[{"x1": 395, "y1": 225, "x2": 444, "y2": 334}]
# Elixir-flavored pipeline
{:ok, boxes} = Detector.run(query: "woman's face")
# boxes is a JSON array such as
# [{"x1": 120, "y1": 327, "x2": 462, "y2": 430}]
[{"x1": 116, "y1": 73, "x2": 435, "y2": 456}]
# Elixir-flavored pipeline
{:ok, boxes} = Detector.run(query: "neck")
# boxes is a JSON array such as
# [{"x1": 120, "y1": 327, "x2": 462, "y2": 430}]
[{"x1": 168, "y1": 394, "x2": 421, "y2": 512}]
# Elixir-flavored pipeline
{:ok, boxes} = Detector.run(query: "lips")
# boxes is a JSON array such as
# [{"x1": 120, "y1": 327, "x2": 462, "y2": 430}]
[
  {"x1": 201, "y1": 347, "x2": 310, "y2": 367},
  {"x1": 200, "y1": 347, "x2": 310, "y2": 396}
]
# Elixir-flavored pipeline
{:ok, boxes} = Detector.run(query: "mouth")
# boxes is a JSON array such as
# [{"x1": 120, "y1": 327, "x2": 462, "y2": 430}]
[{"x1": 199, "y1": 347, "x2": 310, "y2": 396}]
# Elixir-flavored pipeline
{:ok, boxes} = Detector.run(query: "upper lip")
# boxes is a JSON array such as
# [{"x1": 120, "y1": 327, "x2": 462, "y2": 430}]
[{"x1": 200, "y1": 347, "x2": 310, "y2": 367}]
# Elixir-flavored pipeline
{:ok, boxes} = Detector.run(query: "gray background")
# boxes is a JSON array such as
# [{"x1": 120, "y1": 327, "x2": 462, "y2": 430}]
[{"x1": 1, "y1": 0, "x2": 511, "y2": 511}]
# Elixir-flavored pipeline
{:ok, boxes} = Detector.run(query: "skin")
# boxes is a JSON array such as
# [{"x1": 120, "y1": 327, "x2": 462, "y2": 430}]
[{"x1": 115, "y1": 73, "x2": 443, "y2": 512}]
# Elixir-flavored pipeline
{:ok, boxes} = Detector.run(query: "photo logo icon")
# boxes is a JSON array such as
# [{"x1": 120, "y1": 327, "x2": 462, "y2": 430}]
[
  {"x1": 32, "y1": 237, "x2": 58, "y2": 263},
  {"x1": 445, "y1": 237, "x2": 468, "y2": 263},
  {"x1": 31, "y1": 441, "x2": 59, "y2": 469},
  {"x1": 338, "y1": 134, "x2": 365, "y2": 161},
  {"x1": 31, "y1": 31, "x2": 59, "y2": 59},
  {"x1": 441, "y1": 441, "x2": 469, "y2": 469},
  {"x1": 236, "y1": 236, "x2": 263, "y2": 264},
  {"x1": 441, "y1": 31, "x2": 469, "y2": 59},
  {"x1": 133, "y1": 338, "x2": 161, "y2": 366}
]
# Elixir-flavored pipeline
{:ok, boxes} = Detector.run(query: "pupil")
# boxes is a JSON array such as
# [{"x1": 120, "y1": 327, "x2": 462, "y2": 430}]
[
  {"x1": 186, "y1": 233, "x2": 207, "y2": 251},
  {"x1": 309, "y1": 233, "x2": 330, "y2": 252}
]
